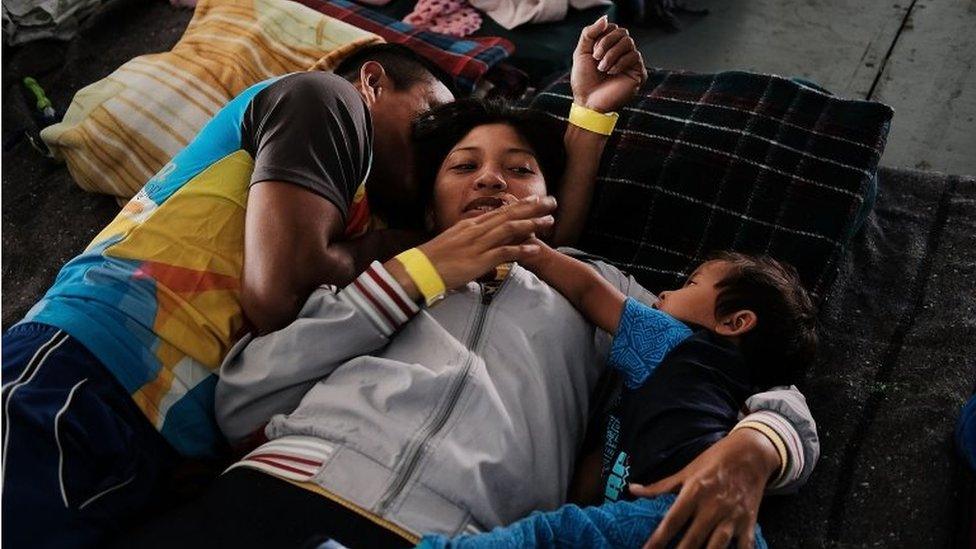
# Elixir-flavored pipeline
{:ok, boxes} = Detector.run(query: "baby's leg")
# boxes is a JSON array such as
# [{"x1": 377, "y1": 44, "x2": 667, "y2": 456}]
[{"x1": 418, "y1": 495, "x2": 768, "y2": 548}]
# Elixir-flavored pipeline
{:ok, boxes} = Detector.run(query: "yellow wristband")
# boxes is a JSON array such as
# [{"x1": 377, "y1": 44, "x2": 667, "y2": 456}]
[
  {"x1": 394, "y1": 248, "x2": 446, "y2": 307},
  {"x1": 731, "y1": 421, "x2": 789, "y2": 484},
  {"x1": 568, "y1": 103, "x2": 619, "y2": 136}
]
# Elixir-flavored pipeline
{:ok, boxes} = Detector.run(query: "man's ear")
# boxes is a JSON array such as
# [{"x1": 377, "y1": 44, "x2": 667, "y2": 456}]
[
  {"x1": 715, "y1": 310, "x2": 757, "y2": 337},
  {"x1": 357, "y1": 61, "x2": 387, "y2": 105}
]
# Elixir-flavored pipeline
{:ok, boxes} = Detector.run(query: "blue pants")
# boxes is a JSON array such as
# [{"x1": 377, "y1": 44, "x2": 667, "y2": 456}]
[
  {"x1": 419, "y1": 495, "x2": 767, "y2": 549},
  {"x1": 1, "y1": 323, "x2": 178, "y2": 548}
]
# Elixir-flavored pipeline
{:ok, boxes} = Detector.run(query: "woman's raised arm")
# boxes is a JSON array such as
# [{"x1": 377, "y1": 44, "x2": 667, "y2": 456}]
[{"x1": 552, "y1": 17, "x2": 647, "y2": 246}]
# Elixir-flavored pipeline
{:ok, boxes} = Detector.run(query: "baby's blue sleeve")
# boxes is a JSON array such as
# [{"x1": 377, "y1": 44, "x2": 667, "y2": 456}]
[
  {"x1": 415, "y1": 495, "x2": 768, "y2": 549},
  {"x1": 609, "y1": 298, "x2": 693, "y2": 389}
]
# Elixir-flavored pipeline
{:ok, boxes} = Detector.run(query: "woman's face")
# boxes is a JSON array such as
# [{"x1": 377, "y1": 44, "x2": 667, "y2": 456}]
[{"x1": 430, "y1": 123, "x2": 548, "y2": 232}]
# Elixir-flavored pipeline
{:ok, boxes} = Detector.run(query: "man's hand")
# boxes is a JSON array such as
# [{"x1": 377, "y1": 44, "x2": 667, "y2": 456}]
[
  {"x1": 629, "y1": 428, "x2": 782, "y2": 549},
  {"x1": 386, "y1": 196, "x2": 557, "y2": 300},
  {"x1": 571, "y1": 15, "x2": 648, "y2": 113}
]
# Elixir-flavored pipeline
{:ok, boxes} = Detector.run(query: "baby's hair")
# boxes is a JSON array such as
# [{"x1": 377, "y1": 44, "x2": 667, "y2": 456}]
[{"x1": 707, "y1": 252, "x2": 818, "y2": 388}]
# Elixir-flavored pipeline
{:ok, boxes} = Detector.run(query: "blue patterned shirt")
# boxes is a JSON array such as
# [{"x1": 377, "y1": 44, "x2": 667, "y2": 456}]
[{"x1": 608, "y1": 298, "x2": 693, "y2": 389}]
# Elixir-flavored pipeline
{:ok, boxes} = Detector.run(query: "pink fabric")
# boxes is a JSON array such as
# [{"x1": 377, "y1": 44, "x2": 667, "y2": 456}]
[{"x1": 404, "y1": 0, "x2": 482, "y2": 37}]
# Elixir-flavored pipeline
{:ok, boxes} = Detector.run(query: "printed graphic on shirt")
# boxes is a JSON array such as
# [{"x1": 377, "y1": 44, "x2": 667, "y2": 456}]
[
  {"x1": 603, "y1": 410, "x2": 622, "y2": 478},
  {"x1": 604, "y1": 450, "x2": 631, "y2": 503},
  {"x1": 25, "y1": 73, "x2": 371, "y2": 457}
]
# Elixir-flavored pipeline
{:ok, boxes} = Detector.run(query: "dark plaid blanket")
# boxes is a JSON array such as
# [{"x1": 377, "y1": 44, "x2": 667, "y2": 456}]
[
  {"x1": 295, "y1": 0, "x2": 513, "y2": 93},
  {"x1": 531, "y1": 71, "x2": 894, "y2": 304}
]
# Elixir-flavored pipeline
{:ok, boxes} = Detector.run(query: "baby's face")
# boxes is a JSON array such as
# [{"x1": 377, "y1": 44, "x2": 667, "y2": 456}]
[{"x1": 654, "y1": 261, "x2": 730, "y2": 329}]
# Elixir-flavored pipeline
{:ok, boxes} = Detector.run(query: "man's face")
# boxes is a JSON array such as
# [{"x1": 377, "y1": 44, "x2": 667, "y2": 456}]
[
  {"x1": 366, "y1": 76, "x2": 454, "y2": 219},
  {"x1": 655, "y1": 260, "x2": 731, "y2": 329}
]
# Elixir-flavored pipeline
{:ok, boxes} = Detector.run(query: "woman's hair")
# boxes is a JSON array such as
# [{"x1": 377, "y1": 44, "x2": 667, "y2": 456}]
[
  {"x1": 411, "y1": 98, "x2": 567, "y2": 202},
  {"x1": 708, "y1": 251, "x2": 818, "y2": 389}
]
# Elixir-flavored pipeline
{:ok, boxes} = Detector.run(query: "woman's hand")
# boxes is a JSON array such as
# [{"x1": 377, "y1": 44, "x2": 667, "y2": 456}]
[
  {"x1": 629, "y1": 428, "x2": 782, "y2": 549},
  {"x1": 386, "y1": 196, "x2": 557, "y2": 300},
  {"x1": 571, "y1": 16, "x2": 648, "y2": 113}
]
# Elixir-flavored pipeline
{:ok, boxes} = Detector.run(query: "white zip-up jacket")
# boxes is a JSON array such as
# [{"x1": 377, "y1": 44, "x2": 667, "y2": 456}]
[{"x1": 216, "y1": 257, "x2": 819, "y2": 537}]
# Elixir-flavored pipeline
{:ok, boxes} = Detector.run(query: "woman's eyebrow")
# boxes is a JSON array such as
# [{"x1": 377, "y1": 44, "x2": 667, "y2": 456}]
[
  {"x1": 445, "y1": 147, "x2": 480, "y2": 160},
  {"x1": 448, "y1": 147, "x2": 535, "y2": 157}
]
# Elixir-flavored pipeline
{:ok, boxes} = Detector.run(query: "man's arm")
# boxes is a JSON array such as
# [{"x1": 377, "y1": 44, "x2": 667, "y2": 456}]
[
  {"x1": 242, "y1": 182, "x2": 420, "y2": 334},
  {"x1": 552, "y1": 17, "x2": 647, "y2": 246},
  {"x1": 239, "y1": 71, "x2": 385, "y2": 334},
  {"x1": 242, "y1": 182, "x2": 347, "y2": 334},
  {"x1": 629, "y1": 427, "x2": 779, "y2": 549}
]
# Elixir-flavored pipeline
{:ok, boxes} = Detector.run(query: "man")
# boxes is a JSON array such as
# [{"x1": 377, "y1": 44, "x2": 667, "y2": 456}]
[{"x1": 1, "y1": 43, "x2": 454, "y2": 548}]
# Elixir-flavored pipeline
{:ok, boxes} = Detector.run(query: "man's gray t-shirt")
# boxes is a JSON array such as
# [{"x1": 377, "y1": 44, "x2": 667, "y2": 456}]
[{"x1": 241, "y1": 71, "x2": 372, "y2": 220}]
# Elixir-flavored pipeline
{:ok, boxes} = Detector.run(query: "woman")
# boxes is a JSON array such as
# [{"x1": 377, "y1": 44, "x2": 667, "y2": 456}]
[{"x1": 119, "y1": 98, "x2": 817, "y2": 548}]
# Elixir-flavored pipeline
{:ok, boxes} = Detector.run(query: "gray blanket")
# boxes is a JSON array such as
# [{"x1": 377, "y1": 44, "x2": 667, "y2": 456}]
[{"x1": 760, "y1": 167, "x2": 975, "y2": 547}]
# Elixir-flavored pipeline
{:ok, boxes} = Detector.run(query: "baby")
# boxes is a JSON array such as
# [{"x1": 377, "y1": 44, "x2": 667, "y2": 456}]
[{"x1": 421, "y1": 244, "x2": 817, "y2": 548}]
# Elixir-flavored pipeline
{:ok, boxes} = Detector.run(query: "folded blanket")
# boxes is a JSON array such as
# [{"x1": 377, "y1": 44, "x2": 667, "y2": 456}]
[
  {"x1": 532, "y1": 71, "x2": 894, "y2": 303},
  {"x1": 296, "y1": 0, "x2": 513, "y2": 92}
]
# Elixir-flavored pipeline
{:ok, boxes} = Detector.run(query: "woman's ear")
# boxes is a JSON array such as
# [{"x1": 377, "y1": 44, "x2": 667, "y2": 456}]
[
  {"x1": 715, "y1": 310, "x2": 757, "y2": 337},
  {"x1": 357, "y1": 61, "x2": 387, "y2": 105}
]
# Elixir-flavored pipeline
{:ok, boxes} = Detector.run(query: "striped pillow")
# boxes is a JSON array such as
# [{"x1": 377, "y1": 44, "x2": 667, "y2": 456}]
[{"x1": 40, "y1": 0, "x2": 382, "y2": 200}]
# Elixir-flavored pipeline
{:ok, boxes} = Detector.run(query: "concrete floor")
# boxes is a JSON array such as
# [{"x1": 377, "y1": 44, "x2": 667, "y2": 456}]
[
  {"x1": 630, "y1": 0, "x2": 976, "y2": 175},
  {"x1": 0, "y1": 2, "x2": 972, "y2": 546}
]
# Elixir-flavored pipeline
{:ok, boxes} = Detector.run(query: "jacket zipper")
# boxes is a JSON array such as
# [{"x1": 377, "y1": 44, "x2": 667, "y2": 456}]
[{"x1": 376, "y1": 278, "x2": 506, "y2": 514}]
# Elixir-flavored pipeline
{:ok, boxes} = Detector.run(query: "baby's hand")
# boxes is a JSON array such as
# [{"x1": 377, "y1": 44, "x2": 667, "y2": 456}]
[
  {"x1": 516, "y1": 237, "x2": 556, "y2": 272},
  {"x1": 518, "y1": 239, "x2": 626, "y2": 334}
]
